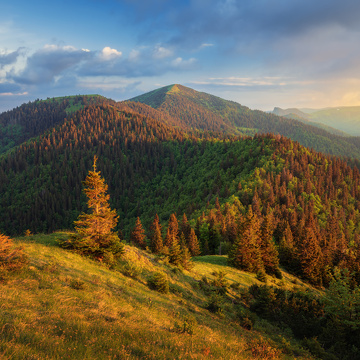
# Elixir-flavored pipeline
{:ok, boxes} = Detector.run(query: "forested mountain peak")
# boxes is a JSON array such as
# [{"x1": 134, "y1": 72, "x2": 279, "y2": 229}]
[{"x1": 0, "y1": 94, "x2": 115, "y2": 155}]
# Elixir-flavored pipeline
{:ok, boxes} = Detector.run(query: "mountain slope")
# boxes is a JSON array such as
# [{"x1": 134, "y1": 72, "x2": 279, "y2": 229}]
[
  {"x1": 127, "y1": 84, "x2": 360, "y2": 159},
  {"x1": 0, "y1": 95, "x2": 111, "y2": 155},
  {"x1": 1, "y1": 101, "x2": 360, "y2": 288},
  {"x1": 1, "y1": 232, "x2": 315, "y2": 359}
]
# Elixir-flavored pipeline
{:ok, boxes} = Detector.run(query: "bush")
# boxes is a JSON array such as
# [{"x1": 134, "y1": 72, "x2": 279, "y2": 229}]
[
  {"x1": 248, "y1": 336, "x2": 282, "y2": 360},
  {"x1": 199, "y1": 272, "x2": 228, "y2": 295},
  {"x1": 0, "y1": 233, "x2": 28, "y2": 274},
  {"x1": 173, "y1": 316, "x2": 197, "y2": 335},
  {"x1": 256, "y1": 269, "x2": 267, "y2": 283},
  {"x1": 69, "y1": 278, "x2": 86, "y2": 290},
  {"x1": 148, "y1": 272, "x2": 169, "y2": 294},
  {"x1": 121, "y1": 261, "x2": 142, "y2": 279},
  {"x1": 238, "y1": 306, "x2": 256, "y2": 330},
  {"x1": 206, "y1": 293, "x2": 224, "y2": 315}
]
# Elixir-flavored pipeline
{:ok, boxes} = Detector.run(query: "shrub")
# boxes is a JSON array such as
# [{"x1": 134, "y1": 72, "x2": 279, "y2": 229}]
[
  {"x1": 173, "y1": 316, "x2": 197, "y2": 335},
  {"x1": 69, "y1": 278, "x2": 86, "y2": 290},
  {"x1": 238, "y1": 306, "x2": 256, "y2": 330},
  {"x1": 148, "y1": 272, "x2": 169, "y2": 294},
  {"x1": 0, "y1": 233, "x2": 28, "y2": 274},
  {"x1": 24, "y1": 229, "x2": 33, "y2": 237},
  {"x1": 206, "y1": 293, "x2": 224, "y2": 315},
  {"x1": 248, "y1": 336, "x2": 282, "y2": 360},
  {"x1": 256, "y1": 269, "x2": 267, "y2": 283},
  {"x1": 121, "y1": 261, "x2": 142, "y2": 279}
]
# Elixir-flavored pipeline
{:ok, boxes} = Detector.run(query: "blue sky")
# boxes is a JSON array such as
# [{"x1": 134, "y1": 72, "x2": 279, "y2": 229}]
[{"x1": 1, "y1": 0, "x2": 360, "y2": 112}]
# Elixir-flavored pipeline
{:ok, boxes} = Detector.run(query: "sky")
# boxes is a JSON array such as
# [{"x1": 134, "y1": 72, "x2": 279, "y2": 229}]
[{"x1": 1, "y1": 0, "x2": 360, "y2": 113}]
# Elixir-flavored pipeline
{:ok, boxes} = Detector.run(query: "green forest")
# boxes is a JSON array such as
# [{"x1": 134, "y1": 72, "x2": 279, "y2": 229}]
[{"x1": 2, "y1": 85, "x2": 360, "y2": 359}]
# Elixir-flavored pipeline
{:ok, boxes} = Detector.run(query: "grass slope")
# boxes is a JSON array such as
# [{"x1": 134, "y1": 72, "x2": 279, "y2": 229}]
[{"x1": 1, "y1": 233, "x2": 315, "y2": 360}]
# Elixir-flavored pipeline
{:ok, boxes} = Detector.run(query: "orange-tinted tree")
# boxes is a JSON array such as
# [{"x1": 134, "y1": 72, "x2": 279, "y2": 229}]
[
  {"x1": 149, "y1": 214, "x2": 163, "y2": 254},
  {"x1": 61, "y1": 156, "x2": 124, "y2": 261},
  {"x1": 130, "y1": 217, "x2": 147, "y2": 249}
]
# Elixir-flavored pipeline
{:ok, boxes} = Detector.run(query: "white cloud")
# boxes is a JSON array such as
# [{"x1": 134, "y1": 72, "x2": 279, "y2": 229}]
[{"x1": 100, "y1": 47, "x2": 122, "y2": 60}]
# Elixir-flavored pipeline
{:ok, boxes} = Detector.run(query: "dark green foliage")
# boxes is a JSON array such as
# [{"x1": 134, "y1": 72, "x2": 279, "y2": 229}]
[
  {"x1": 199, "y1": 271, "x2": 228, "y2": 296},
  {"x1": 237, "y1": 306, "x2": 256, "y2": 330},
  {"x1": 206, "y1": 293, "x2": 224, "y2": 314},
  {"x1": 0, "y1": 95, "x2": 109, "y2": 154},
  {"x1": 148, "y1": 272, "x2": 169, "y2": 294},
  {"x1": 248, "y1": 278, "x2": 360, "y2": 359}
]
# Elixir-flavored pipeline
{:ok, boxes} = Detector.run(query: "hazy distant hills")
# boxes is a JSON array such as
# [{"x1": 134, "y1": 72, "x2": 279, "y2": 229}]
[{"x1": 271, "y1": 105, "x2": 360, "y2": 136}]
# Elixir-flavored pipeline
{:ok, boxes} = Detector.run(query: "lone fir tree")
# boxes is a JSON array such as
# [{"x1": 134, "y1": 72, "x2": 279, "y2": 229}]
[{"x1": 62, "y1": 156, "x2": 124, "y2": 261}]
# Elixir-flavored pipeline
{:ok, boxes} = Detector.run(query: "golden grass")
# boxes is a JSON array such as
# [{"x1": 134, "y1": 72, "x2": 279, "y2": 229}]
[{"x1": 0, "y1": 232, "x2": 315, "y2": 359}]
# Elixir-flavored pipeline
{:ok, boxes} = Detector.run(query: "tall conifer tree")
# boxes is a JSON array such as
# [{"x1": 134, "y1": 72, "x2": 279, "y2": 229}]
[
  {"x1": 130, "y1": 217, "x2": 147, "y2": 249},
  {"x1": 164, "y1": 213, "x2": 179, "y2": 248},
  {"x1": 62, "y1": 156, "x2": 123, "y2": 260},
  {"x1": 149, "y1": 214, "x2": 163, "y2": 254}
]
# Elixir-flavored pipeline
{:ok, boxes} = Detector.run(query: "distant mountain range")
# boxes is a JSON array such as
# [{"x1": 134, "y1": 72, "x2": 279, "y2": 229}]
[{"x1": 271, "y1": 105, "x2": 360, "y2": 136}]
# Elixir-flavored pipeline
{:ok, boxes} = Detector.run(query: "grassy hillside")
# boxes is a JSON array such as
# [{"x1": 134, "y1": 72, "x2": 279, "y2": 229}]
[{"x1": 1, "y1": 232, "x2": 315, "y2": 360}]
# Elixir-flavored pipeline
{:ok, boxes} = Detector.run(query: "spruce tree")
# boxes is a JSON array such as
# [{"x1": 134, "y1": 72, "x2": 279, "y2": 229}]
[
  {"x1": 164, "y1": 213, "x2": 179, "y2": 249},
  {"x1": 130, "y1": 217, "x2": 147, "y2": 249},
  {"x1": 169, "y1": 238, "x2": 182, "y2": 267},
  {"x1": 260, "y1": 212, "x2": 280, "y2": 276},
  {"x1": 149, "y1": 214, "x2": 163, "y2": 254},
  {"x1": 62, "y1": 156, "x2": 124, "y2": 260},
  {"x1": 187, "y1": 228, "x2": 201, "y2": 256},
  {"x1": 228, "y1": 206, "x2": 263, "y2": 272}
]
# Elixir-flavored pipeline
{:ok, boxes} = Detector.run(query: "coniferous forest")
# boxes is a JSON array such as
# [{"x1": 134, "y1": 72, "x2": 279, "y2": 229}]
[{"x1": 2, "y1": 85, "x2": 360, "y2": 359}]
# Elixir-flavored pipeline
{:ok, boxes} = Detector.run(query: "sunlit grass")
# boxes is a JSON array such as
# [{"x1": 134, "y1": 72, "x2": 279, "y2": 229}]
[{"x1": 1, "y1": 232, "x2": 314, "y2": 359}]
